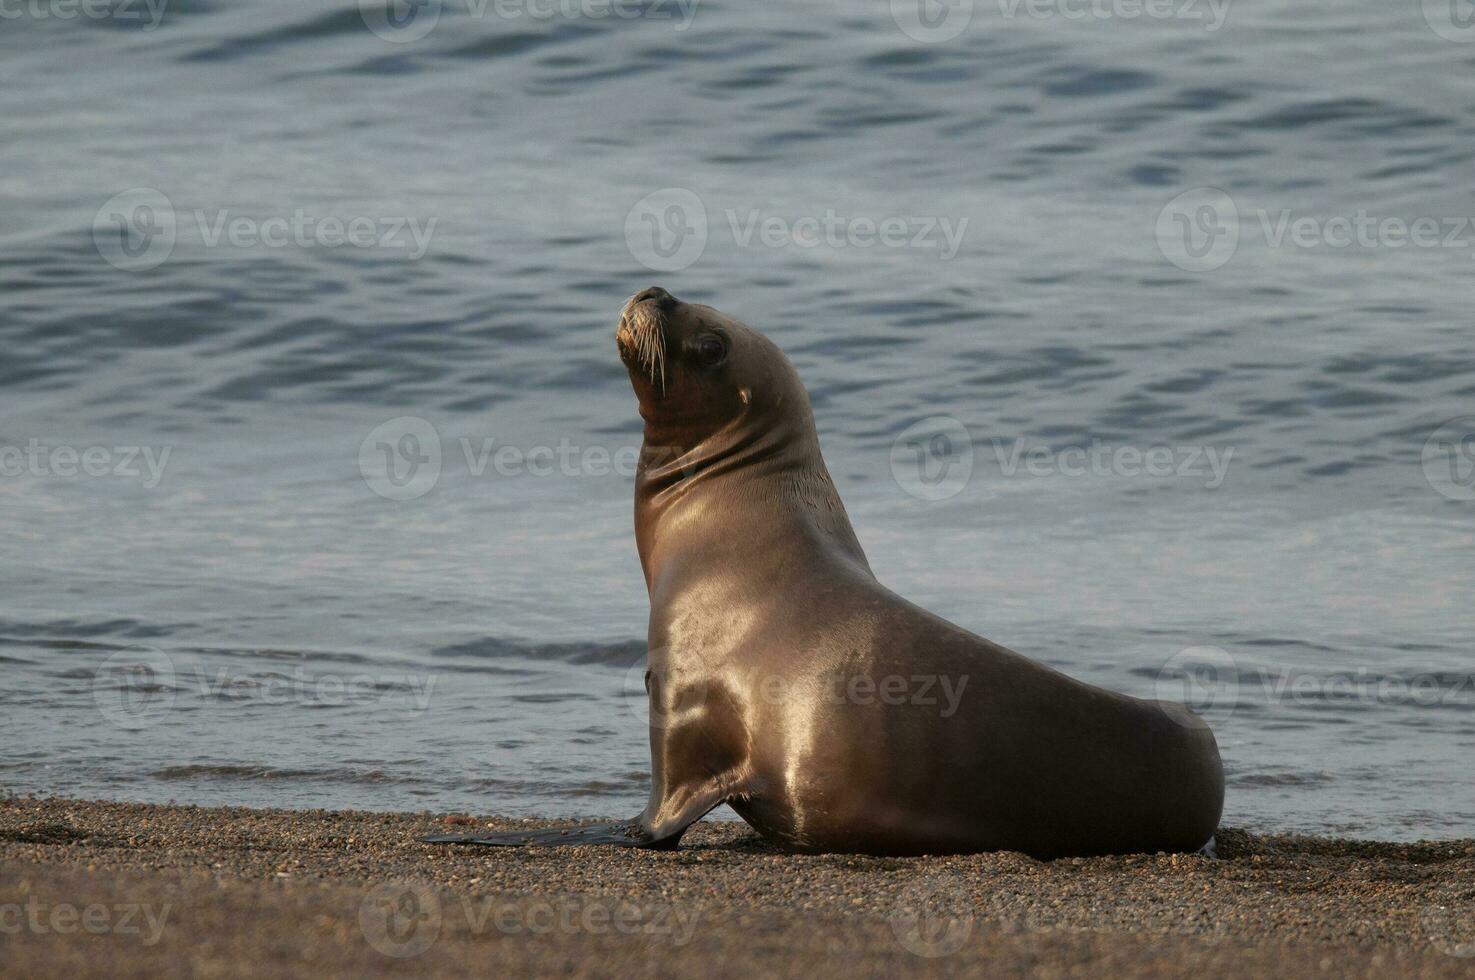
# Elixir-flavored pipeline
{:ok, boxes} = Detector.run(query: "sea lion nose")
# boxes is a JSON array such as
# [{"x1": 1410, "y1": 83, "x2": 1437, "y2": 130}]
[{"x1": 631, "y1": 286, "x2": 677, "y2": 308}]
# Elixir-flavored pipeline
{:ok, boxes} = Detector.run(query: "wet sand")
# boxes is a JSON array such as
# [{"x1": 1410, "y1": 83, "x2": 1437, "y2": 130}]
[{"x1": 2, "y1": 796, "x2": 1473, "y2": 978}]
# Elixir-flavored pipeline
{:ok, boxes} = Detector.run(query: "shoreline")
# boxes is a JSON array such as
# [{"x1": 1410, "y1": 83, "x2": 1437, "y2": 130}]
[{"x1": 3, "y1": 796, "x2": 1474, "y2": 977}]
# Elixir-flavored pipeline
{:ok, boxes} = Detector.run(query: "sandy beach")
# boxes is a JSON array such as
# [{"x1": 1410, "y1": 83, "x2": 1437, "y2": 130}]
[{"x1": 1, "y1": 796, "x2": 1472, "y2": 978}]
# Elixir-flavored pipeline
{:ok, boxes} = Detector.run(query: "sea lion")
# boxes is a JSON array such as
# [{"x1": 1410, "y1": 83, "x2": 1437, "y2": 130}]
[{"x1": 426, "y1": 286, "x2": 1225, "y2": 857}]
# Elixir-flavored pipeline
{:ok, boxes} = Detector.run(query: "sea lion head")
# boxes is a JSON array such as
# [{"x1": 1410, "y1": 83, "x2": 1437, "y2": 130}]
[
  {"x1": 616, "y1": 286, "x2": 870, "y2": 578},
  {"x1": 616, "y1": 286, "x2": 809, "y2": 452}
]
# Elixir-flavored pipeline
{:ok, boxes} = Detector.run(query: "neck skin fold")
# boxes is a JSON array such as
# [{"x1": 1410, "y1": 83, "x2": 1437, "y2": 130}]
[{"x1": 633, "y1": 408, "x2": 872, "y2": 596}]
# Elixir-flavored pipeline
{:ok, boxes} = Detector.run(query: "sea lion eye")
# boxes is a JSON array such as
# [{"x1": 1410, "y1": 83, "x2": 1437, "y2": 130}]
[{"x1": 694, "y1": 333, "x2": 727, "y2": 366}]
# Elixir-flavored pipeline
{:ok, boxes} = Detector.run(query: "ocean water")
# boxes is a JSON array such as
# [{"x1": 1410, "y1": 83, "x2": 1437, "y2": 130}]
[{"x1": 1, "y1": 0, "x2": 1473, "y2": 841}]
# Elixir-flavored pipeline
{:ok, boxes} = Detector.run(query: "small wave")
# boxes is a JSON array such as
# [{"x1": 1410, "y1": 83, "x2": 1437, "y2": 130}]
[
  {"x1": 177, "y1": 645, "x2": 377, "y2": 667},
  {"x1": 566, "y1": 778, "x2": 648, "y2": 797},
  {"x1": 443, "y1": 23, "x2": 597, "y2": 61},
  {"x1": 510, "y1": 693, "x2": 601, "y2": 704},
  {"x1": 0, "y1": 617, "x2": 184, "y2": 644},
  {"x1": 1229, "y1": 770, "x2": 1334, "y2": 788},
  {"x1": 177, "y1": 8, "x2": 370, "y2": 63},
  {"x1": 1241, "y1": 97, "x2": 1451, "y2": 137},
  {"x1": 1041, "y1": 67, "x2": 1157, "y2": 99},
  {"x1": 431, "y1": 638, "x2": 646, "y2": 667},
  {"x1": 150, "y1": 764, "x2": 423, "y2": 786}
]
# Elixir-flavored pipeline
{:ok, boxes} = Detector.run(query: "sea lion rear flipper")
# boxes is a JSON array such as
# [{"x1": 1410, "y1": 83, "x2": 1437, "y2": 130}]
[
  {"x1": 421, "y1": 819, "x2": 680, "y2": 849},
  {"x1": 422, "y1": 820, "x2": 672, "y2": 849}
]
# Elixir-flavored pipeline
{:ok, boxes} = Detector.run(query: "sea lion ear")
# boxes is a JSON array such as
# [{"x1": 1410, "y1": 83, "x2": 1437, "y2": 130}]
[{"x1": 739, "y1": 388, "x2": 752, "y2": 405}]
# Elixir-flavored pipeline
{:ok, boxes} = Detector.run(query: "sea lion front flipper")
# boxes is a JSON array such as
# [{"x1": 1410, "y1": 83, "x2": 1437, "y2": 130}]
[
  {"x1": 421, "y1": 651, "x2": 751, "y2": 852},
  {"x1": 421, "y1": 819, "x2": 678, "y2": 849},
  {"x1": 420, "y1": 777, "x2": 737, "y2": 851}
]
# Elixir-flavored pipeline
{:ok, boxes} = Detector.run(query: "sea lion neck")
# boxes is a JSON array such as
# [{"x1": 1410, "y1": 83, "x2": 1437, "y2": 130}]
[{"x1": 632, "y1": 408, "x2": 871, "y2": 593}]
